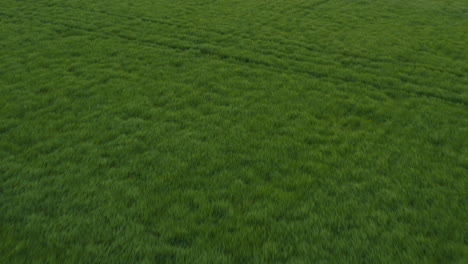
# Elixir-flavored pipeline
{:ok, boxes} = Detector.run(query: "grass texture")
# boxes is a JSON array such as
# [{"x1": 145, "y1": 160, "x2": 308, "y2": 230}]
[{"x1": 1, "y1": 0, "x2": 467, "y2": 263}]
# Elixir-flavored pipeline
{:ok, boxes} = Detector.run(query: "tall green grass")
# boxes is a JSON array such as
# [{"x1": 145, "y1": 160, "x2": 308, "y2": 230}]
[{"x1": 1, "y1": 0, "x2": 467, "y2": 263}]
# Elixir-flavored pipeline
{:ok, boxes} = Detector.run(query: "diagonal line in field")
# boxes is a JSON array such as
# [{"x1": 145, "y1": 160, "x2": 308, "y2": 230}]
[
  {"x1": 17, "y1": 0, "x2": 468, "y2": 81},
  {"x1": 1, "y1": 11, "x2": 466, "y2": 107},
  {"x1": 9, "y1": 3, "x2": 467, "y2": 100}
]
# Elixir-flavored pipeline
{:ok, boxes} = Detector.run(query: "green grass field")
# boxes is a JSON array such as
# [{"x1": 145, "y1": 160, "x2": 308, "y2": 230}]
[{"x1": 1, "y1": 0, "x2": 467, "y2": 262}]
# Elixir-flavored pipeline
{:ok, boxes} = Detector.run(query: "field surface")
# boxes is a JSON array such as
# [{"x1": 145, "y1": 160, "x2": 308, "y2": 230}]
[{"x1": 1, "y1": 0, "x2": 467, "y2": 263}]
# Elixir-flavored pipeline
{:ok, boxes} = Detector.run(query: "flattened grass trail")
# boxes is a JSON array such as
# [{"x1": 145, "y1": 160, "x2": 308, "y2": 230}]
[{"x1": 1, "y1": 0, "x2": 467, "y2": 263}]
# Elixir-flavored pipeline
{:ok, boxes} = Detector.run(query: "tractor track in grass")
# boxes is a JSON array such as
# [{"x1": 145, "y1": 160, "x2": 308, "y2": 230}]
[
  {"x1": 4, "y1": 5, "x2": 467, "y2": 100},
  {"x1": 9, "y1": 0, "x2": 468, "y2": 82},
  {"x1": 1, "y1": 8, "x2": 466, "y2": 106}
]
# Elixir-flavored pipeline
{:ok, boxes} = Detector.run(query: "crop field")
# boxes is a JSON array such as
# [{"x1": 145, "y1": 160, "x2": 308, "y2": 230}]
[{"x1": 1, "y1": 0, "x2": 467, "y2": 263}]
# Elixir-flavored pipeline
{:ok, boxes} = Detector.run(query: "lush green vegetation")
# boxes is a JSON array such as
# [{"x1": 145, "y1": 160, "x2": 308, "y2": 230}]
[{"x1": 1, "y1": 0, "x2": 467, "y2": 262}]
